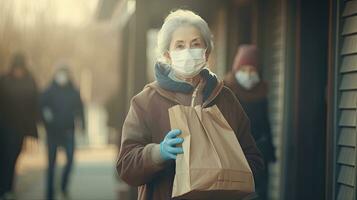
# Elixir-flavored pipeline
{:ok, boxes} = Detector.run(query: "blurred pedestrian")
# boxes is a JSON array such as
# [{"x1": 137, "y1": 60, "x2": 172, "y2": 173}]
[
  {"x1": 40, "y1": 63, "x2": 85, "y2": 200},
  {"x1": 224, "y1": 45, "x2": 276, "y2": 200},
  {"x1": 0, "y1": 53, "x2": 40, "y2": 200},
  {"x1": 116, "y1": 10, "x2": 264, "y2": 200}
]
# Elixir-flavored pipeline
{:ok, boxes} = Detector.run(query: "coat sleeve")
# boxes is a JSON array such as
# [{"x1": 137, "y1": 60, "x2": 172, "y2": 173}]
[
  {"x1": 25, "y1": 77, "x2": 40, "y2": 137},
  {"x1": 229, "y1": 89, "x2": 265, "y2": 179},
  {"x1": 116, "y1": 95, "x2": 167, "y2": 186},
  {"x1": 74, "y1": 91, "x2": 85, "y2": 130},
  {"x1": 40, "y1": 89, "x2": 49, "y2": 108},
  {"x1": 261, "y1": 99, "x2": 276, "y2": 162},
  {"x1": 40, "y1": 88, "x2": 52, "y2": 122},
  {"x1": 31, "y1": 78, "x2": 41, "y2": 123}
]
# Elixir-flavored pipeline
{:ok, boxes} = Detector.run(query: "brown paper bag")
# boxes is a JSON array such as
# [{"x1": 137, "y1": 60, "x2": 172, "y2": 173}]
[{"x1": 169, "y1": 104, "x2": 255, "y2": 199}]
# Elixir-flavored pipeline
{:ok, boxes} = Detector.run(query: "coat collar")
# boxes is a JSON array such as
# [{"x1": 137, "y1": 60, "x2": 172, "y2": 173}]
[{"x1": 149, "y1": 62, "x2": 224, "y2": 107}]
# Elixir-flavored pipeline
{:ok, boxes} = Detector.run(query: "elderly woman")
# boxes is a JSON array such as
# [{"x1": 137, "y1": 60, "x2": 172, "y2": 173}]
[{"x1": 117, "y1": 10, "x2": 264, "y2": 200}]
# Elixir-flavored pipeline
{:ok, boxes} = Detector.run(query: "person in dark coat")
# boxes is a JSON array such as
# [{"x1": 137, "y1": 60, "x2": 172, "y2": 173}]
[
  {"x1": 40, "y1": 63, "x2": 85, "y2": 200},
  {"x1": 0, "y1": 53, "x2": 39, "y2": 199},
  {"x1": 224, "y1": 45, "x2": 276, "y2": 200}
]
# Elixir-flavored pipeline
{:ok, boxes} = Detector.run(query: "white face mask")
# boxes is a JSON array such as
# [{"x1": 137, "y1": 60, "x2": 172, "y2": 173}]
[
  {"x1": 235, "y1": 71, "x2": 260, "y2": 90},
  {"x1": 170, "y1": 48, "x2": 207, "y2": 78},
  {"x1": 55, "y1": 72, "x2": 69, "y2": 86}
]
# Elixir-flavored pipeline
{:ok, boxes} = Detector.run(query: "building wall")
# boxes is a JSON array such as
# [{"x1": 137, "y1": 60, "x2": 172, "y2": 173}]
[
  {"x1": 259, "y1": 0, "x2": 287, "y2": 199},
  {"x1": 334, "y1": 0, "x2": 357, "y2": 199}
]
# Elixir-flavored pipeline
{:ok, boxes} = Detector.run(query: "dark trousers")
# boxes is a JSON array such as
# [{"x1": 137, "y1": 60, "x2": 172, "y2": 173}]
[
  {"x1": 46, "y1": 130, "x2": 74, "y2": 200},
  {"x1": 255, "y1": 162, "x2": 269, "y2": 200},
  {"x1": 0, "y1": 127, "x2": 24, "y2": 196}
]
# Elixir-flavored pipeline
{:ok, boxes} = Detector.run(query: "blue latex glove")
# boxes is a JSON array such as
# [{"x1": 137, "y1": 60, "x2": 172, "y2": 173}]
[{"x1": 160, "y1": 129, "x2": 184, "y2": 161}]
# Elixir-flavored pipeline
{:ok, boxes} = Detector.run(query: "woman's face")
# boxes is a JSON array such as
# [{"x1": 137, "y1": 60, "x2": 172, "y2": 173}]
[
  {"x1": 12, "y1": 67, "x2": 25, "y2": 78},
  {"x1": 238, "y1": 65, "x2": 258, "y2": 75},
  {"x1": 165, "y1": 25, "x2": 208, "y2": 61}
]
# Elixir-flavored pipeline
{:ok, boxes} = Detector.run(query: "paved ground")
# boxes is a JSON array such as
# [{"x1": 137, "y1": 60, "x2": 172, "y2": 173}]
[{"x1": 15, "y1": 145, "x2": 127, "y2": 200}]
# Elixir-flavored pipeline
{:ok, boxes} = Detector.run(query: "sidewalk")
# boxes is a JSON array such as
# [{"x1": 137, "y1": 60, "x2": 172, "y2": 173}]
[{"x1": 15, "y1": 145, "x2": 124, "y2": 200}]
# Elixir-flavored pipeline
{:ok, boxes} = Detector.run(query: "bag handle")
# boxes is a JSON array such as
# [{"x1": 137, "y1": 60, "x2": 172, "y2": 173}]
[
  {"x1": 190, "y1": 79, "x2": 204, "y2": 107},
  {"x1": 191, "y1": 86, "x2": 199, "y2": 107}
]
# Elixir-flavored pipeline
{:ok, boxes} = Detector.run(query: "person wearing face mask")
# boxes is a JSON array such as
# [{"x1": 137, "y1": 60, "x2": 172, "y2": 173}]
[
  {"x1": 40, "y1": 62, "x2": 85, "y2": 200},
  {"x1": 0, "y1": 53, "x2": 40, "y2": 200},
  {"x1": 224, "y1": 45, "x2": 276, "y2": 200},
  {"x1": 116, "y1": 10, "x2": 264, "y2": 200}
]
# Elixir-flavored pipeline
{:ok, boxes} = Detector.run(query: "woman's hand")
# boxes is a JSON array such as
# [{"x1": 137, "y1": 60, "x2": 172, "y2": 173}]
[{"x1": 160, "y1": 129, "x2": 184, "y2": 160}]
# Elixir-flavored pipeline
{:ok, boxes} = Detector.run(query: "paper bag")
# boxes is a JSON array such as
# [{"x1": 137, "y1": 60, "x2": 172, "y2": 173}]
[{"x1": 169, "y1": 105, "x2": 255, "y2": 199}]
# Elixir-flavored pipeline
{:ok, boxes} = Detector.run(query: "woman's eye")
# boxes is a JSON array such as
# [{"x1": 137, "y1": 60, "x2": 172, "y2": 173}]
[
  {"x1": 192, "y1": 42, "x2": 202, "y2": 48},
  {"x1": 175, "y1": 44, "x2": 185, "y2": 49}
]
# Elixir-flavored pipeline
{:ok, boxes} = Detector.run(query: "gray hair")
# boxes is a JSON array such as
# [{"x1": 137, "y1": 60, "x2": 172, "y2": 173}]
[{"x1": 157, "y1": 9, "x2": 214, "y2": 63}]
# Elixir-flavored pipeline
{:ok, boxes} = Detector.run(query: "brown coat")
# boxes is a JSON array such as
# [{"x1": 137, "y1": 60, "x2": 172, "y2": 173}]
[
  {"x1": 0, "y1": 73, "x2": 39, "y2": 137},
  {"x1": 117, "y1": 80, "x2": 264, "y2": 200}
]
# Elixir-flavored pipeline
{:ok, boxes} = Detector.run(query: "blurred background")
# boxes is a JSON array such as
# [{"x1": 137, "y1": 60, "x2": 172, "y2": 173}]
[{"x1": 0, "y1": 0, "x2": 356, "y2": 200}]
